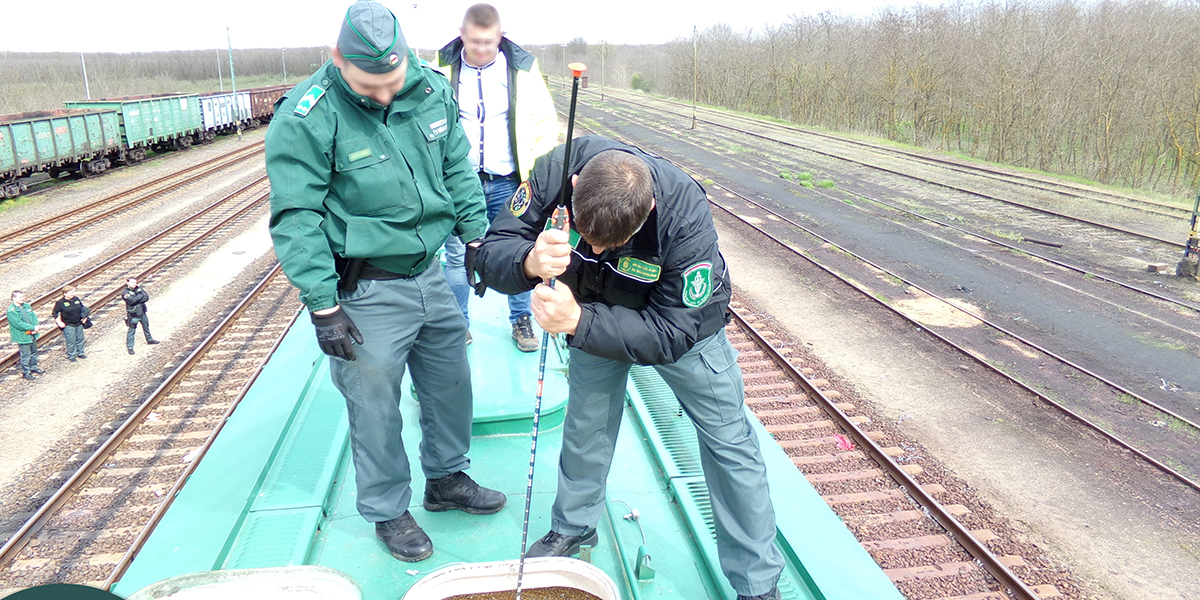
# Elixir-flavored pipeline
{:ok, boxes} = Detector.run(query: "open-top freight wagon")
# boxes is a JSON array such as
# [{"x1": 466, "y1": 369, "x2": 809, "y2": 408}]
[{"x1": 0, "y1": 108, "x2": 122, "y2": 198}]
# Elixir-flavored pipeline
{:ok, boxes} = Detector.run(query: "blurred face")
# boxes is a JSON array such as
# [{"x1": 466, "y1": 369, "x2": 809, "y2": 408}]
[
  {"x1": 12, "y1": 292, "x2": 23, "y2": 304},
  {"x1": 333, "y1": 47, "x2": 409, "y2": 106},
  {"x1": 127, "y1": 278, "x2": 137, "y2": 289},
  {"x1": 460, "y1": 23, "x2": 502, "y2": 67}
]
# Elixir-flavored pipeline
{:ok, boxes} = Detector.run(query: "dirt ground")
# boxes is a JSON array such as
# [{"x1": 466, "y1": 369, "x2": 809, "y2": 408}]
[{"x1": 715, "y1": 215, "x2": 1200, "y2": 599}]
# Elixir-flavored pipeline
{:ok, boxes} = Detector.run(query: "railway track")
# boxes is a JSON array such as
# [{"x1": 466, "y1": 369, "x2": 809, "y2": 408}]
[
  {"x1": 0, "y1": 141, "x2": 264, "y2": 264},
  {"x1": 0, "y1": 176, "x2": 270, "y2": 374},
  {"x1": 582, "y1": 85, "x2": 1194, "y2": 225},
  {"x1": 0, "y1": 264, "x2": 300, "y2": 593},
  {"x1": 726, "y1": 308, "x2": 1069, "y2": 599},
  {"x1": 565, "y1": 107, "x2": 1200, "y2": 489}
]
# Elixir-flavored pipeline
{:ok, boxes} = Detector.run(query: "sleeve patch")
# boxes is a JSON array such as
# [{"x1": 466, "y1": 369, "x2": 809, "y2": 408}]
[
  {"x1": 681, "y1": 262, "x2": 713, "y2": 308},
  {"x1": 293, "y1": 85, "x2": 327, "y2": 117},
  {"x1": 510, "y1": 180, "x2": 533, "y2": 217}
]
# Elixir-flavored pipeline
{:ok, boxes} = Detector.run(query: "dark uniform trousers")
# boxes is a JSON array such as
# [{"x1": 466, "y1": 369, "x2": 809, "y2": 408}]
[
  {"x1": 127, "y1": 315, "x2": 153, "y2": 350},
  {"x1": 330, "y1": 262, "x2": 474, "y2": 523},
  {"x1": 553, "y1": 329, "x2": 785, "y2": 595}
]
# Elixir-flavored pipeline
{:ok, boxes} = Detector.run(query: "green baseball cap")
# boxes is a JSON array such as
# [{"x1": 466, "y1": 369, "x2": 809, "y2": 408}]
[{"x1": 338, "y1": 0, "x2": 408, "y2": 74}]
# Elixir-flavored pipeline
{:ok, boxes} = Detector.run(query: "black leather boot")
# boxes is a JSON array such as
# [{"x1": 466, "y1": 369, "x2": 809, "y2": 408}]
[
  {"x1": 375, "y1": 511, "x2": 432, "y2": 562},
  {"x1": 423, "y1": 471, "x2": 506, "y2": 514},
  {"x1": 524, "y1": 528, "x2": 599, "y2": 558}
]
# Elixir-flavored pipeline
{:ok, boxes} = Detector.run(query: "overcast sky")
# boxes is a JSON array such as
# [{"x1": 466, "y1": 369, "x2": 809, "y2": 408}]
[{"x1": 4, "y1": 0, "x2": 925, "y2": 54}]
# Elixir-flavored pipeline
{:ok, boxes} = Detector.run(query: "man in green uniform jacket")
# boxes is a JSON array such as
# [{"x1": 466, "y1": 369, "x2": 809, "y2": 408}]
[
  {"x1": 265, "y1": 0, "x2": 504, "y2": 564},
  {"x1": 8, "y1": 290, "x2": 44, "y2": 381}
]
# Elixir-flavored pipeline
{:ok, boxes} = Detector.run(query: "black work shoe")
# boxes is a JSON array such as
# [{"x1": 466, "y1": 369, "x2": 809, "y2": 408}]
[
  {"x1": 147, "y1": 339, "x2": 160, "y2": 345},
  {"x1": 31, "y1": 368, "x2": 45, "y2": 374},
  {"x1": 524, "y1": 528, "x2": 598, "y2": 558},
  {"x1": 737, "y1": 587, "x2": 780, "y2": 600},
  {"x1": 128, "y1": 348, "x2": 135, "y2": 355},
  {"x1": 77, "y1": 354, "x2": 87, "y2": 359},
  {"x1": 68, "y1": 357, "x2": 77, "y2": 362},
  {"x1": 22, "y1": 373, "x2": 35, "y2": 381},
  {"x1": 375, "y1": 511, "x2": 433, "y2": 562},
  {"x1": 512, "y1": 315, "x2": 538, "y2": 353},
  {"x1": 424, "y1": 471, "x2": 506, "y2": 515}
]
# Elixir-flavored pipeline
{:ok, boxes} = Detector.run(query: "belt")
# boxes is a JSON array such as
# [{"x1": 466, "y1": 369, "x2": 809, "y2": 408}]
[
  {"x1": 358, "y1": 261, "x2": 410, "y2": 280},
  {"x1": 478, "y1": 171, "x2": 517, "y2": 182}
]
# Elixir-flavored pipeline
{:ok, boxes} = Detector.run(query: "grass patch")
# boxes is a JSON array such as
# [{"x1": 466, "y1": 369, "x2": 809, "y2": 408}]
[
  {"x1": 990, "y1": 229, "x2": 1024, "y2": 242},
  {"x1": 796, "y1": 172, "x2": 814, "y2": 181},
  {"x1": 818, "y1": 179, "x2": 835, "y2": 188},
  {"x1": 800, "y1": 180, "x2": 814, "y2": 188},
  {"x1": 702, "y1": 179, "x2": 714, "y2": 186},
  {"x1": 1117, "y1": 393, "x2": 1138, "y2": 406}
]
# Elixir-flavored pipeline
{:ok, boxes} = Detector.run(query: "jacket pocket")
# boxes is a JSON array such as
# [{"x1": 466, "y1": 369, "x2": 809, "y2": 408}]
[{"x1": 332, "y1": 135, "x2": 403, "y2": 216}]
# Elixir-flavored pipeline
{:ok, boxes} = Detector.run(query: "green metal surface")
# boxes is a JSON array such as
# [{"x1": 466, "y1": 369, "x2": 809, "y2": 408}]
[
  {"x1": 114, "y1": 291, "x2": 902, "y2": 600},
  {"x1": 0, "y1": 110, "x2": 120, "y2": 173}
]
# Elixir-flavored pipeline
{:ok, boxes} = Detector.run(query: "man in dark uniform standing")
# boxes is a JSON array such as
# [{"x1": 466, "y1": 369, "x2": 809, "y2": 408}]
[
  {"x1": 122, "y1": 277, "x2": 159, "y2": 355},
  {"x1": 265, "y1": 0, "x2": 505, "y2": 564},
  {"x1": 473, "y1": 136, "x2": 785, "y2": 600},
  {"x1": 52, "y1": 285, "x2": 88, "y2": 361}
]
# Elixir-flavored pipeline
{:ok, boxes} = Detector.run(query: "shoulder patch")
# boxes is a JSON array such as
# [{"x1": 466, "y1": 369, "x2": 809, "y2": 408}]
[
  {"x1": 293, "y1": 85, "x2": 327, "y2": 117},
  {"x1": 681, "y1": 262, "x2": 713, "y2": 308},
  {"x1": 510, "y1": 181, "x2": 533, "y2": 217},
  {"x1": 616, "y1": 257, "x2": 662, "y2": 283}
]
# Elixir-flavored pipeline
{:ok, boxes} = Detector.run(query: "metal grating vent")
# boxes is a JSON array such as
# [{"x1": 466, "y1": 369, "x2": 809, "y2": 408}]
[
  {"x1": 684, "y1": 480, "x2": 717, "y2": 539},
  {"x1": 629, "y1": 367, "x2": 703, "y2": 476}
]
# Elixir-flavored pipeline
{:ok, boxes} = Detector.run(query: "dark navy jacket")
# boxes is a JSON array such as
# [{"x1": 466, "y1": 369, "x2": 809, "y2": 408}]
[{"x1": 476, "y1": 136, "x2": 731, "y2": 365}]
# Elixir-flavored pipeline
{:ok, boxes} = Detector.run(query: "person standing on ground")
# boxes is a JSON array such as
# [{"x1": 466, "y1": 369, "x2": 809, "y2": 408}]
[
  {"x1": 122, "y1": 277, "x2": 159, "y2": 354},
  {"x1": 437, "y1": 3, "x2": 559, "y2": 351},
  {"x1": 265, "y1": 0, "x2": 506, "y2": 564},
  {"x1": 52, "y1": 285, "x2": 88, "y2": 361},
  {"x1": 8, "y1": 290, "x2": 44, "y2": 381},
  {"x1": 473, "y1": 136, "x2": 786, "y2": 600}
]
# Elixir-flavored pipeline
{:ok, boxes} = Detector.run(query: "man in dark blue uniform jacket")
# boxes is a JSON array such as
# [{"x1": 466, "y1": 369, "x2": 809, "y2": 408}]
[{"x1": 473, "y1": 136, "x2": 784, "y2": 600}]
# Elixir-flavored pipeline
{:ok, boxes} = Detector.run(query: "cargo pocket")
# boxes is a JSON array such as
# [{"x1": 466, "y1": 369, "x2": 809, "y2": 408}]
[
  {"x1": 332, "y1": 135, "x2": 401, "y2": 216},
  {"x1": 697, "y1": 333, "x2": 742, "y2": 423}
]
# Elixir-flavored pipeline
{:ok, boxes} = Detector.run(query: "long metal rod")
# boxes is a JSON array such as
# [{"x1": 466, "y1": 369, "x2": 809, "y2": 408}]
[{"x1": 516, "y1": 63, "x2": 585, "y2": 600}]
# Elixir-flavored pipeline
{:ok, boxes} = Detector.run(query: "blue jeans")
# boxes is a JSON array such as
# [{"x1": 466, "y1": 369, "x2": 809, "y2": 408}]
[
  {"x1": 18, "y1": 341, "x2": 38, "y2": 375},
  {"x1": 445, "y1": 175, "x2": 530, "y2": 327}
]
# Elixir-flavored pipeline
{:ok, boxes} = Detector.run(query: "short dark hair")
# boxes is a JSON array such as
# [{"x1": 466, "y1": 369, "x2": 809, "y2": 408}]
[
  {"x1": 11, "y1": 290, "x2": 22, "y2": 300},
  {"x1": 573, "y1": 150, "x2": 654, "y2": 248},
  {"x1": 463, "y1": 4, "x2": 500, "y2": 29}
]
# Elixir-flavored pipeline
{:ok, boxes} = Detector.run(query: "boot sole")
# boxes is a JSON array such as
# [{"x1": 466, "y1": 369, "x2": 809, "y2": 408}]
[
  {"x1": 390, "y1": 548, "x2": 433, "y2": 562},
  {"x1": 423, "y1": 498, "x2": 507, "y2": 515}
]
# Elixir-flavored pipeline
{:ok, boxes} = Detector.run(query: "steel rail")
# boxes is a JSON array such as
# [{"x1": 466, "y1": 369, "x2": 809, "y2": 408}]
[
  {"x1": 0, "y1": 181, "x2": 269, "y2": 371},
  {"x1": 0, "y1": 264, "x2": 293, "y2": 571},
  {"x1": 728, "y1": 307, "x2": 1041, "y2": 600},
  {"x1": 586, "y1": 84, "x2": 1192, "y2": 219},
  {"x1": 102, "y1": 265, "x2": 298, "y2": 589},
  {"x1": 563, "y1": 108, "x2": 1200, "y2": 494},
  {"x1": 579, "y1": 85, "x2": 1187, "y2": 248},
  {"x1": 0, "y1": 142, "x2": 264, "y2": 259}
]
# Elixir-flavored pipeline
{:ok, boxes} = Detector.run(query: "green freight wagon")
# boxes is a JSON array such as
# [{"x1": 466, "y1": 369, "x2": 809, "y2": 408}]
[
  {"x1": 0, "y1": 109, "x2": 121, "y2": 199},
  {"x1": 65, "y1": 93, "x2": 202, "y2": 156}
]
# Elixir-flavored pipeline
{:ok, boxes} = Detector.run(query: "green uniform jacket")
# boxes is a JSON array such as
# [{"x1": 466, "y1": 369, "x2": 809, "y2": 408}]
[
  {"x1": 7, "y1": 302, "x2": 38, "y2": 344},
  {"x1": 266, "y1": 53, "x2": 488, "y2": 312}
]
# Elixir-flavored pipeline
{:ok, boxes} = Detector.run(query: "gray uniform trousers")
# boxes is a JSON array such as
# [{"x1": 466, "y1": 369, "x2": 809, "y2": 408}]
[
  {"x1": 330, "y1": 263, "x2": 474, "y2": 523},
  {"x1": 63, "y1": 324, "x2": 85, "y2": 358},
  {"x1": 126, "y1": 315, "x2": 153, "y2": 350},
  {"x1": 17, "y1": 341, "x2": 38, "y2": 374},
  {"x1": 552, "y1": 329, "x2": 785, "y2": 596}
]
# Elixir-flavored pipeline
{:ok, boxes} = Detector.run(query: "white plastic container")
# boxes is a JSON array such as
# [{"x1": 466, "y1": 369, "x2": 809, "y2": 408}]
[
  {"x1": 124, "y1": 566, "x2": 362, "y2": 600},
  {"x1": 402, "y1": 557, "x2": 619, "y2": 600}
]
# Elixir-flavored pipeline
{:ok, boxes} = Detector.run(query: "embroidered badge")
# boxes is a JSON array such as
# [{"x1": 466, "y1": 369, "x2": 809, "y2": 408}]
[
  {"x1": 293, "y1": 85, "x2": 326, "y2": 117},
  {"x1": 681, "y1": 262, "x2": 713, "y2": 308},
  {"x1": 616, "y1": 257, "x2": 662, "y2": 283},
  {"x1": 426, "y1": 117, "x2": 448, "y2": 139},
  {"x1": 510, "y1": 181, "x2": 533, "y2": 217}
]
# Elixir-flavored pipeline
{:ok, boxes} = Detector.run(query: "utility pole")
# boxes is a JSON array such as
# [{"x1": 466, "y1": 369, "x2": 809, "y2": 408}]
[
  {"x1": 228, "y1": 27, "x2": 241, "y2": 140},
  {"x1": 216, "y1": 49, "x2": 224, "y2": 91},
  {"x1": 80, "y1": 52, "x2": 91, "y2": 99},
  {"x1": 600, "y1": 40, "x2": 606, "y2": 102},
  {"x1": 282, "y1": 49, "x2": 287, "y2": 84},
  {"x1": 691, "y1": 25, "x2": 698, "y2": 130}
]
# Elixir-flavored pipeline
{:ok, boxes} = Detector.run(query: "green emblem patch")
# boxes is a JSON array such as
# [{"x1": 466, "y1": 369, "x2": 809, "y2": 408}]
[
  {"x1": 510, "y1": 181, "x2": 533, "y2": 217},
  {"x1": 616, "y1": 257, "x2": 661, "y2": 283},
  {"x1": 293, "y1": 85, "x2": 326, "y2": 117},
  {"x1": 681, "y1": 262, "x2": 713, "y2": 308}
]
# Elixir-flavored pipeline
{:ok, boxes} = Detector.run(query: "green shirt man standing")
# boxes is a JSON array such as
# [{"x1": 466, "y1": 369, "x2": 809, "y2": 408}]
[{"x1": 265, "y1": 0, "x2": 505, "y2": 564}]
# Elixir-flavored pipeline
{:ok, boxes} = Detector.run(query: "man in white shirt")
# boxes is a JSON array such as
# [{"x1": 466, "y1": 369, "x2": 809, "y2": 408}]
[{"x1": 437, "y1": 3, "x2": 559, "y2": 352}]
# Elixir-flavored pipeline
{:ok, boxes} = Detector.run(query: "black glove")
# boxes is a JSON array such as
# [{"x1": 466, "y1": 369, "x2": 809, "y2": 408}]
[
  {"x1": 465, "y1": 239, "x2": 487, "y2": 298},
  {"x1": 311, "y1": 306, "x2": 364, "y2": 360}
]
